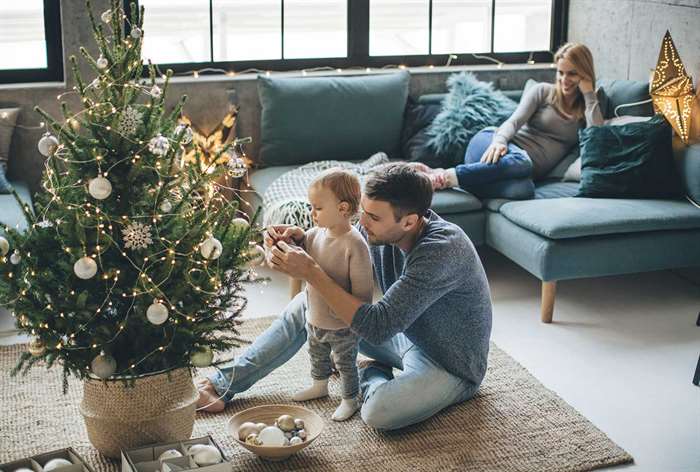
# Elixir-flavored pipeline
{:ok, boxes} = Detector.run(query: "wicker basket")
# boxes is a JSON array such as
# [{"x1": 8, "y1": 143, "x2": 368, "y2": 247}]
[{"x1": 79, "y1": 368, "x2": 198, "y2": 458}]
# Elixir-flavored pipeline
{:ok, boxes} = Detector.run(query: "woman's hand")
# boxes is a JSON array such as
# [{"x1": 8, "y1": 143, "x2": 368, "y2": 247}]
[
  {"x1": 480, "y1": 142, "x2": 508, "y2": 164},
  {"x1": 578, "y1": 77, "x2": 594, "y2": 94}
]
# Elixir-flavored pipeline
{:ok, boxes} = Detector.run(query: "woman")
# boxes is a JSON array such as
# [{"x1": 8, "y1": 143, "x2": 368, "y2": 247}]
[{"x1": 432, "y1": 43, "x2": 604, "y2": 199}]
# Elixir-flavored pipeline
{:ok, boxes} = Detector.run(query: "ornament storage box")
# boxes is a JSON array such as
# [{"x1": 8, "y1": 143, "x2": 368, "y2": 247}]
[
  {"x1": 121, "y1": 436, "x2": 230, "y2": 472},
  {"x1": 0, "y1": 448, "x2": 95, "y2": 472}
]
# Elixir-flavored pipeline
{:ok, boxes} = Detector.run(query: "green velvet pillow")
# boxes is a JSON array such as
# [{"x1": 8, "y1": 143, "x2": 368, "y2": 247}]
[
  {"x1": 258, "y1": 71, "x2": 410, "y2": 167},
  {"x1": 577, "y1": 115, "x2": 682, "y2": 198}
]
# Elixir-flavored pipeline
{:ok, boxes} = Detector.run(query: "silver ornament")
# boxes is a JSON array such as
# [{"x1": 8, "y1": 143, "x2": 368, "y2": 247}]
[
  {"x1": 150, "y1": 85, "x2": 162, "y2": 98},
  {"x1": 148, "y1": 134, "x2": 170, "y2": 156},
  {"x1": 226, "y1": 154, "x2": 247, "y2": 178},
  {"x1": 247, "y1": 244, "x2": 266, "y2": 267},
  {"x1": 9, "y1": 250, "x2": 21, "y2": 265},
  {"x1": 174, "y1": 124, "x2": 193, "y2": 144},
  {"x1": 200, "y1": 237, "x2": 222, "y2": 260},
  {"x1": 37, "y1": 133, "x2": 59, "y2": 157},
  {"x1": 130, "y1": 27, "x2": 142, "y2": 39},
  {"x1": 28, "y1": 339, "x2": 46, "y2": 357},
  {"x1": 159, "y1": 199, "x2": 173, "y2": 213},
  {"x1": 190, "y1": 345, "x2": 213, "y2": 368},
  {"x1": 146, "y1": 302, "x2": 169, "y2": 325},
  {"x1": 91, "y1": 352, "x2": 117, "y2": 379},
  {"x1": 289, "y1": 436, "x2": 303, "y2": 446},
  {"x1": 74, "y1": 256, "x2": 97, "y2": 279},
  {"x1": 96, "y1": 55, "x2": 109, "y2": 70},
  {"x1": 294, "y1": 418, "x2": 305, "y2": 429},
  {"x1": 88, "y1": 176, "x2": 112, "y2": 200},
  {"x1": 297, "y1": 429, "x2": 307, "y2": 439},
  {"x1": 44, "y1": 459, "x2": 73, "y2": 472},
  {"x1": 0, "y1": 236, "x2": 9, "y2": 256}
]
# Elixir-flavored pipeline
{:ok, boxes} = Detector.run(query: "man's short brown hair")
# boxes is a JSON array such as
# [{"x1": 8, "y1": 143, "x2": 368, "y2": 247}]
[
  {"x1": 311, "y1": 168, "x2": 361, "y2": 216},
  {"x1": 363, "y1": 163, "x2": 433, "y2": 220}
]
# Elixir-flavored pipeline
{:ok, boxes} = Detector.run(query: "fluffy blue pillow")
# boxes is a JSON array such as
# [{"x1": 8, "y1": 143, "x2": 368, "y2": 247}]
[{"x1": 426, "y1": 72, "x2": 516, "y2": 166}]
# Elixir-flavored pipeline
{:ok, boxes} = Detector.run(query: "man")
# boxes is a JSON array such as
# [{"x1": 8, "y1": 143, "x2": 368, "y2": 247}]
[{"x1": 198, "y1": 163, "x2": 492, "y2": 430}]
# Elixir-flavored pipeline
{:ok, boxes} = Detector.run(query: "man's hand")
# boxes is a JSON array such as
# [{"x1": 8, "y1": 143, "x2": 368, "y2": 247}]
[
  {"x1": 480, "y1": 142, "x2": 508, "y2": 164},
  {"x1": 269, "y1": 240, "x2": 318, "y2": 280}
]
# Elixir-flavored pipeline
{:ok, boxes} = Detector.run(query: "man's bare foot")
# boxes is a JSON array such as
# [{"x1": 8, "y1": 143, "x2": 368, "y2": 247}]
[{"x1": 196, "y1": 379, "x2": 226, "y2": 413}]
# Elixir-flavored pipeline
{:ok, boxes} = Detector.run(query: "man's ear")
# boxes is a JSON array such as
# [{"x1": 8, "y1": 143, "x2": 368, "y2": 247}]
[
  {"x1": 338, "y1": 201, "x2": 351, "y2": 217},
  {"x1": 401, "y1": 213, "x2": 419, "y2": 230}
]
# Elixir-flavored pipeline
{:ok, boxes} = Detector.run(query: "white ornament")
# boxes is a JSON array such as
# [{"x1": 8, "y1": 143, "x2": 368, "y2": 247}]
[
  {"x1": 117, "y1": 106, "x2": 143, "y2": 136},
  {"x1": 91, "y1": 352, "x2": 117, "y2": 379},
  {"x1": 174, "y1": 124, "x2": 193, "y2": 144},
  {"x1": 0, "y1": 236, "x2": 9, "y2": 256},
  {"x1": 226, "y1": 154, "x2": 247, "y2": 178},
  {"x1": 158, "y1": 450, "x2": 182, "y2": 461},
  {"x1": 100, "y1": 9, "x2": 112, "y2": 23},
  {"x1": 36, "y1": 219, "x2": 53, "y2": 228},
  {"x1": 148, "y1": 134, "x2": 170, "y2": 156},
  {"x1": 74, "y1": 256, "x2": 97, "y2": 279},
  {"x1": 150, "y1": 85, "x2": 162, "y2": 98},
  {"x1": 96, "y1": 55, "x2": 109, "y2": 70},
  {"x1": 38, "y1": 133, "x2": 59, "y2": 157},
  {"x1": 247, "y1": 244, "x2": 266, "y2": 266},
  {"x1": 122, "y1": 222, "x2": 153, "y2": 250},
  {"x1": 160, "y1": 200, "x2": 173, "y2": 213},
  {"x1": 88, "y1": 176, "x2": 112, "y2": 200},
  {"x1": 290, "y1": 436, "x2": 303, "y2": 446},
  {"x1": 190, "y1": 346, "x2": 213, "y2": 368},
  {"x1": 43, "y1": 459, "x2": 72, "y2": 472},
  {"x1": 231, "y1": 218, "x2": 250, "y2": 232},
  {"x1": 146, "y1": 302, "x2": 169, "y2": 325},
  {"x1": 187, "y1": 444, "x2": 221, "y2": 465},
  {"x1": 200, "y1": 237, "x2": 222, "y2": 260},
  {"x1": 130, "y1": 27, "x2": 142, "y2": 39},
  {"x1": 9, "y1": 250, "x2": 21, "y2": 265},
  {"x1": 258, "y1": 426, "x2": 286, "y2": 446}
]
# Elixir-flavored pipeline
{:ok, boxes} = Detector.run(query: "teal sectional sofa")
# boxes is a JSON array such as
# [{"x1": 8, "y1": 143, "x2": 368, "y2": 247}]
[{"x1": 246, "y1": 71, "x2": 700, "y2": 323}]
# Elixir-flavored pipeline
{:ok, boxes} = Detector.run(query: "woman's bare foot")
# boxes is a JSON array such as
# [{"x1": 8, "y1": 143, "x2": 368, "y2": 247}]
[{"x1": 196, "y1": 379, "x2": 226, "y2": 413}]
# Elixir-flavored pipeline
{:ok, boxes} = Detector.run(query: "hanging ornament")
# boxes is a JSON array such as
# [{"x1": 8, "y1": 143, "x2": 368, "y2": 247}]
[
  {"x1": 117, "y1": 106, "x2": 143, "y2": 136},
  {"x1": 190, "y1": 345, "x2": 213, "y2": 368},
  {"x1": 174, "y1": 124, "x2": 193, "y2": 144},
  {"x1": 231, "y1": 217, "x2": 250, "y2": 232},
  {"x1": 9, "y1": 250, "x2": 21, "y2": 265},
  {"x1": 88, "y1": 176, "x2": 112, "y2": 200},
  {"x1": 122, "y1": 222, "x2": 153, "y2": 250},
  {"x1": 200, "y1": 237, "x2": 223, "y2": 260},
  {"x1": 28, "y1": 338, "x2": 46, "y2": 357},
  {"x1": 73, "y1": 256, "x2": 97, "y2": 279},
  {"x1": 36, "y1": 219, "x2": 54, "y2": 228},
  {"x1": 37, "y1": 133, "x2": 59, "y2": 157},
  {"x1": 96, "y1": 55, "x2": 109, "y2": 70},
  {"x1": 247, "y1": 244, "x2": 266, "y2": 266},
  {"x1": 146, "y1": 301, "x2": 169, "y2": 325},
  {"x1": 130, "y1": 27, "x2": 142, "y2": 39},
  {"x1": 148, "y1": 134, "x2": 170, "y2": 156},
  {"x1": 160, "y1": 199, "x2": 173, "y2": 213},
  {"x1": 67, "y1": 118, "x2": 81, "y2": 132},
  {"x1": 150, "y1": 85, "x2": 162, "y2": 98},
  {"x1": 0, "y1": 236, "x2": 9, "y2": 256},
  {"x1": 226, "y1": 154, "x2": 248, "y2": 178},
  {"x1": 100, "y1": 9, "x2": 112, "y2": 23},
  {"x1": 91, "y1": 352, "x2": 117, "y2": 379}
]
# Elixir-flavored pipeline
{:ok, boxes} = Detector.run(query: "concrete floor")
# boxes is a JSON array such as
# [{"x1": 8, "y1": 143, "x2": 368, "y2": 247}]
[{"x1": 2, "y1": 247, "x2": 698, "y2": 471}]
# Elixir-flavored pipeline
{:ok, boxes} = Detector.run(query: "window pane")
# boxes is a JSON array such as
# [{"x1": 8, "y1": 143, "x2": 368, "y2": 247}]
[
  {"x1": 213, "y1": 0, "x2": 281, "y2": 62},
  {"x1": 0, "y1": 2, "x2": 47, "y2": 70},
  {"x1": 432, "y1": 0, "x2": 492, "y2": 54},
  {"x1": 370, "y1": 0, "x2": 429, "y2": 56},
  {"x1": 141, "y1": 0, "x2": 210, "y2": 64},
  {"x1": 284, "y1": 0, "x2": 346, "y2": 59},
  {"x1": 494, "y1": 0, "x2": 551, "y2": 52}
]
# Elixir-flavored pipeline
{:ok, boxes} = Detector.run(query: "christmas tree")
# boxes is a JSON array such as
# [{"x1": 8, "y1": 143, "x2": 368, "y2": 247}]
[{"x1": 0, "y1": 0, "x2": 262, "y2": 390}]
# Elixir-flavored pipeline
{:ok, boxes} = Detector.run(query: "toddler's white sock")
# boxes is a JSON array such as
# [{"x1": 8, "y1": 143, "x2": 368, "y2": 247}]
[
  {"x1": 292, "y1": 379, "x2": 329, "y2": 401},
  {"x1": 331, "y1": 397, "x2": 360, "y2": 421},
  {"x1": 444, "y1": 168, "x2": 459, "y2": 188}
]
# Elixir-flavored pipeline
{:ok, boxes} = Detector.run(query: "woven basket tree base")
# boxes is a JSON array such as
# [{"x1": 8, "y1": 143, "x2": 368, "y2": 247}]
[{"x1": 79, "y1": 368, "x2": 198, "y2": 458}]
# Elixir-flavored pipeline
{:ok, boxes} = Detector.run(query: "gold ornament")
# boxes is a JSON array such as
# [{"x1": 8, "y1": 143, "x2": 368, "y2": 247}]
[
  {"x1": 650, "y1": 30, "x2": 697, "y2": 144},
  {"x1": 28, "y1": 338, "x2": 46, "y2": 356}
]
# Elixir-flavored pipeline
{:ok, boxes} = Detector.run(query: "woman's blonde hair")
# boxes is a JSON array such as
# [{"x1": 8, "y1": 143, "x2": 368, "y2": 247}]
[{"x1": 550, "y1": 43, "x2": 596, "y2": 120}]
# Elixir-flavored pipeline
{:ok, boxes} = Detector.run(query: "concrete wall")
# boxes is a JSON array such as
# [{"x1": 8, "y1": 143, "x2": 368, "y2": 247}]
[
  {"x1": 568, "y1": 0, "x2": 700, "y2": 83},
  {"x1": 0, "y1": 1, "x2": 553, "y2": 194}
]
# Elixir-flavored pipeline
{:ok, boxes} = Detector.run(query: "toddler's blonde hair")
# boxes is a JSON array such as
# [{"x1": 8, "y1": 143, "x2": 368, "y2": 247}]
[{"x1": 310, "y1": 168, "x2": 361, "y2": 216}]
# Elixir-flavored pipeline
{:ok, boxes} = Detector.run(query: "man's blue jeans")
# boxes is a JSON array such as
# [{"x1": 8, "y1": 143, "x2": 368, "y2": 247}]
[
  {"x1": 455, "y1": 129, "x2": 535, "y2": 199},
  {"x1": 209, "y1": 293, "x2": 478, "y2": 430}
]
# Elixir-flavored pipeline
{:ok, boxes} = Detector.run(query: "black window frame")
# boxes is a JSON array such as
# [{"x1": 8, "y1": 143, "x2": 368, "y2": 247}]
[
  {"x1": 125, "y1": 0, "x2": 568, "y2": 75},
  {"x1": 0, "y1": 0, "x2": 64, "y2": 84}
]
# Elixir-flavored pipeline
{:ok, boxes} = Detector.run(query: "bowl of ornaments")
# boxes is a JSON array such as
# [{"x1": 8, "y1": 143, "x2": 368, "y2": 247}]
[{"x1": 227, "y1": 405, "x2": 323, "y2": 461}]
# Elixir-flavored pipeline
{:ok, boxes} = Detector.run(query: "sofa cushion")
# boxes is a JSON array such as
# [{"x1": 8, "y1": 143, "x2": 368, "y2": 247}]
[
  {"x1": 675, "y1": 142, "x2": 700, "y2": 204},
  {"x1": 0, "y1": 108, "x2": 20, "y2": 193},
  {"x1": 499, "y1": 197, "x2": 700, "y2": 239},
  {"x1": 484, "y1": 181, "x2": 578, "y2": 212},
  {"x1": 258, "y1": 71, "x2": 410, "y2": 167},
  {"x1": 597, "y1": 79, "x2": 654, "y2": 118},
  {"x1": 0, "y1": 180, "x2": 31, "y2": 232}
]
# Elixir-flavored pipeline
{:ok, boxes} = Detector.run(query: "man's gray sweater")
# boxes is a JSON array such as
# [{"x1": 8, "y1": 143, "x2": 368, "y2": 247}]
[{"x1": 351, "y1": 210, "x2": 492, "y2": 388}]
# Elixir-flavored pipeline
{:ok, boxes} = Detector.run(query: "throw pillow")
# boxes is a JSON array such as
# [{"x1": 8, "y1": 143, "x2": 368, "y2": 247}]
[
  {"x1": 577, "y1": 114, "x2": 682, "y2": 198},
  {"x1": 400, "y1": 97, "x2": 444, "y2": 168},
  {"x1": 0, "y1": 107, "x2": 20, "y2": 194},
  {"x1": 426, "y1": 72, "x2": 517, "y2": 167}
]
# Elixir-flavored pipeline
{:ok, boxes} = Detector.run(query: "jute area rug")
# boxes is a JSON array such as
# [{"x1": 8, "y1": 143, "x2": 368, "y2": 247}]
[{"x1": 1, "y1": 317, "x2": 632, "y2": 471}]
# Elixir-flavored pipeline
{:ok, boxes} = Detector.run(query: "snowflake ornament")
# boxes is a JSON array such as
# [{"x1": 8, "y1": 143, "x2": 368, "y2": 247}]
[
  {"x1": 148, "y1": 134, "x2": 170, "y2": 156},
  {"x1": 122, "y1": 222, "x2": 153, "y2": 250},
  {"x1": 118, "y1": 106, "x2": 143, "y2": 136}
]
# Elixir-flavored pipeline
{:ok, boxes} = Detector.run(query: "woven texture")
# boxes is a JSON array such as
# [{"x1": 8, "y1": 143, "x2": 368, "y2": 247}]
[{"x1": 1, "y1": 317, "x2": 632, "y2": 471}]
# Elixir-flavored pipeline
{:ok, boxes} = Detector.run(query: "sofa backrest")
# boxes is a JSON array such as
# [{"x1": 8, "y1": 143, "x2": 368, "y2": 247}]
[{"x1": 258, "y1": 71, "x2": 410, "y2": 167}]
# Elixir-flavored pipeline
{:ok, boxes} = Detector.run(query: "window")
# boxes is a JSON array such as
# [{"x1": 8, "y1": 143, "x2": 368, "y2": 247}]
[
  {"x1": 0, "y1": 0, "x2": 63, "y2": 84},
  {"x1": 127, "y1": 0, "x2": 567, "y2": 74}
]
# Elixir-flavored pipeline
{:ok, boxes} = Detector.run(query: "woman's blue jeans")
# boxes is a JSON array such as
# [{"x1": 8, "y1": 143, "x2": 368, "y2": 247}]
[
  {"x1": 455, "y1": 129, "x2": 535, "y2": 199},
  {"x1": 209, "y1": 292, "x2": 477, "y2": 430}
]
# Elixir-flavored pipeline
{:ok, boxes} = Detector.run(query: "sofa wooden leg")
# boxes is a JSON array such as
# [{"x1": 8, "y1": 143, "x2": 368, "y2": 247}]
[
  {"x1": 541, "y1": 281, "x2": 556, "y2": 323},
  {"x1": 290, "y1": 278, "x2": 303, "y2": 299}
]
